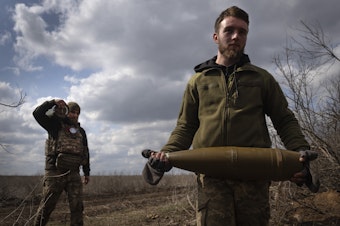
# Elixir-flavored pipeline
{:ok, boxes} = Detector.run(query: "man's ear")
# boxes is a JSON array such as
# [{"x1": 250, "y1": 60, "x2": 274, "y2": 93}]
[{"x1": 213, "y1": 33, "x2": 219, "y2": 44}]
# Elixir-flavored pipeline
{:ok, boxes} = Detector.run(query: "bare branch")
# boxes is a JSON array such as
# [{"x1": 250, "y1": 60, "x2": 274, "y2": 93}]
[
  {"x1": 0, "y1": 89, "x2": 26, "y2": 152},
  {"x1": 274, "y1": 20, "x2": 340, "y2": 169},
  {"x1": 0, "y1": 90, "x2": 26, "y2": 108},
  {"x1": 290, "y1": 21, "x2": 340, "y2": 64},
  {"x1": 0, "y1": 143, "x2": 11, "y2": 153}
]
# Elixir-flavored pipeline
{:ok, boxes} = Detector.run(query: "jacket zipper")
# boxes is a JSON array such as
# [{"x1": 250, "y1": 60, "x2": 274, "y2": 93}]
[
  {"x1": 224, "y1": 66, "x2": 237, "y2": 145},
  {"x1": 222, "y1": 72, "x2": 229, "y2": 145}
]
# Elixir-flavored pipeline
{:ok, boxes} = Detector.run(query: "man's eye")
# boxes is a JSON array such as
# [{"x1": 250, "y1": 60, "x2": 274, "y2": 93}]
[
  {"x1": 239, "y1": 29, "x2": 248, "y2": 36},
  {"x1": 225, "y1": 28, "x2": 234, "y2": 34}
]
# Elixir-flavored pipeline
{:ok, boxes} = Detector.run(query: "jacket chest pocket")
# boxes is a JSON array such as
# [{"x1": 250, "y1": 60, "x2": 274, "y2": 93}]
[
  {"x1": 232, "y1": 81, "x2": 263, "y2": 109},
  {"x1": 198, "y1": 83, "x2": 225, "y2": 113}
]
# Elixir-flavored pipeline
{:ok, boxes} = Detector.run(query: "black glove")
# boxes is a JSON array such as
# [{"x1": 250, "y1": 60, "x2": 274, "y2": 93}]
[
  {"x1": 148, "y1": 157, "x2": 172, "y2": 173},
  {"x1": 141, "y1": 149, "x2": 153, "y2": 158},
  {"x1": 141, "y1": 149, "x2": 172, "y2": 185},
  {"x1": 298, "y1": 150, "x2": 320, "y2": 193},
  {"x1": 142, "y1": 149, "x2": 172, "y2": 173},
  {"x1": 298, "y1": 150, "x2": 318, "y2": 161}
]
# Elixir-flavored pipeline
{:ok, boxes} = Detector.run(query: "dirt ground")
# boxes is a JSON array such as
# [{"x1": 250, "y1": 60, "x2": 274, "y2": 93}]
[
  {"x1": 1, "y1": 190, "x2": 340, "y2": 226},
  {"x1": 1, "y1": 181, "x2": 340, "y2": 225},
  {"x1": 276, "y1": 189, "x2": 340, "y2": 225},
  {"x1": 0, "y1": 187, "x2": 196, "y2": 226}
]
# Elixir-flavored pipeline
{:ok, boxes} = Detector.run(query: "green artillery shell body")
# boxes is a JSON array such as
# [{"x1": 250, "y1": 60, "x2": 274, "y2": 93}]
[{"x1": 166, "y1": 146, "x2": 303, "y2": 181}]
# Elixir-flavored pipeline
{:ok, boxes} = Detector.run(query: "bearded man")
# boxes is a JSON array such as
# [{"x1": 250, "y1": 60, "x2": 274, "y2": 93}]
[
  {"x1": 149, "y1": 6, "x2": 311, "y2": 226},
  {"x1": 33, "y1": 99, "x2": 90, "y2": 226}
]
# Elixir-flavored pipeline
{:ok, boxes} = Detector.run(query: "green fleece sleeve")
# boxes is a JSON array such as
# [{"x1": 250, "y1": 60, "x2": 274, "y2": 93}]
[
  {"x1": 161, "y1": 77, "x2": 200, "y2": 152},
  {"x1": 264, "y1": 74, "x2": 310, "y2": 151}
]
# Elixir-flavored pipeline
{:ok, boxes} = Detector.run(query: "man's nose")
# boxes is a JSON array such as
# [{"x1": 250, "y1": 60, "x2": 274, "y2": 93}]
[{"x1": 232, "y1": 31, "x2": 240, "y2": 39}]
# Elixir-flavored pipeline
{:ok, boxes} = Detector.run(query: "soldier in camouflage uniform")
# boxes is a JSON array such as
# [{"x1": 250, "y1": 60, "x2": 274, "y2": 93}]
[
  {"x1": 33, "y1": 99, "x2": 90, "y2": 226},
  {"x1": 149, "y1": 6, "x2": 311, "y2": 226}
]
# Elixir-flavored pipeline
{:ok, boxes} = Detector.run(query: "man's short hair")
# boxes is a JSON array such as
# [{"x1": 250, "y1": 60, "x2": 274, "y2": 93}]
[{"x1": 214, "y1": 6, "x2": 249, "y2": 32}]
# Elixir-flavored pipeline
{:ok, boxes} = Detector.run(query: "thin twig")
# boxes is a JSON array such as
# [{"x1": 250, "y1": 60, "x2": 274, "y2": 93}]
[
  {"x1": 186, "y1": 194, "x2": 195, "y2": 212},
  {"x1": 1, "y1": 171, "x2": 70, "y2": 225},
  {"x1": 0, "y1": 179, "x2": 41, "y2": 224}
]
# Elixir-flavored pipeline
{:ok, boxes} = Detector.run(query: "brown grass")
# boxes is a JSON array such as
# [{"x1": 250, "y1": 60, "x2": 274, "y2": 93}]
[
  {"x1": 0, "y1": 174, "x2": 339, "y2": 225},
  {"x1": 0, "y1": 174, "x2": 196, "y2": 225}
]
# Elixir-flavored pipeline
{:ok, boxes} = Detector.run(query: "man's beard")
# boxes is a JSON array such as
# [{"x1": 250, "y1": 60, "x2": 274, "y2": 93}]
[
  {"x1": 219, "y1": 44, "x2": 244, "y2": 62},
  {"x1": 65, "y1": 117, "x2": 78, "y2": 125}
]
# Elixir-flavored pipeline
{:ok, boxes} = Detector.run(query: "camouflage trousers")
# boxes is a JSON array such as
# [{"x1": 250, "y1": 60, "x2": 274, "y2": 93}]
[
  {"x1": 34, "y1": 170, "x2": 84, "y2": 226},
  {"x1": 196, "y1": 174, "x2": 270, "y2": 226}
]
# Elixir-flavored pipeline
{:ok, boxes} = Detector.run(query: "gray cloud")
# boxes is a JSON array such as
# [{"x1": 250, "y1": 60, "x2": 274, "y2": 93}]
[{"x1": 1, "y1": 0, "x2": 339, "y2": 175}]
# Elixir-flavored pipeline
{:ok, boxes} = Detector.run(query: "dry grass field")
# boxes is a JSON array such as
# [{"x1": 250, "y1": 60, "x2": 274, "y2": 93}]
[
  {"x1": 0, "y1": 174, "x2": 339, "y2": 225},
  {"x1": 0, "y1": 174, "x2": 196, "y2": 226}
]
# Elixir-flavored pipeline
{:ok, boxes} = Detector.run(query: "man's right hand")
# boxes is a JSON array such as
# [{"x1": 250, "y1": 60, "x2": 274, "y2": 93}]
[
  {"x1": 54, "y1": 99, "x2": 68, "y2": 117},
  {"x1": 55, "y1": 99, "x2": 67, "y2": 108},
  {"x1": 142, "y1": 149, "x2": 172, "y2": 172}
]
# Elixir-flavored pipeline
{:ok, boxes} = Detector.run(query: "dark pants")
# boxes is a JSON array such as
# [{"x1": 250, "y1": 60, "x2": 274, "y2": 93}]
[
  {"x1": 196, "y1": 174, "x2": 270, "y2": 226},
  {"x1": 34, "y1": 170, "x2": 84, "y2": 226}
]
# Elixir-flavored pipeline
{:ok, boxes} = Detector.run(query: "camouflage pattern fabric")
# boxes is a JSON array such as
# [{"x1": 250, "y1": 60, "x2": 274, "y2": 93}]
[
  {"x1": 34, "y1": 170, "x2": 84, "y2": 226},
  {"x1": 56, "y1": 153, "x2": 83, "y2": 171},
  {"x1": 55, "y1": 123, "x2": 84, "y2": 171},
  {"x1": 57, "y1": 124, "x2": 84, "y2": 155},
  {"x1": 45, "y1": 138, "x2": 56, "y2": 156},
  {"x1": 196, "y1": 174, "x2": 270, "y2": 226}
]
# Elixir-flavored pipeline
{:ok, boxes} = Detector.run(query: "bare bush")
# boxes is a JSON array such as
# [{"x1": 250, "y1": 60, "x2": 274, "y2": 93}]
[
  {"x1": 0, "y1": 86, "x2": 26, "y2": 153},
  {"x1": 270, "y1": 20, "x2": 340, "y2": 225},
  {"x1": 274, "y1": 21, "x2": 340, "y2": 166}
]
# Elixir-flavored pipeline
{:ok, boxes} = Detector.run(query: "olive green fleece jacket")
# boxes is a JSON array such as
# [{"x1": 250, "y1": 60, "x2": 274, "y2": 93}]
[{"x1": 161, "y1": 55, "x2": 309, "y2": 153}]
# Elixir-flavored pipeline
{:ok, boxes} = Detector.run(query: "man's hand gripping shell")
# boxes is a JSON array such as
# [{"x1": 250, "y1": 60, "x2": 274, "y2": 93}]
[
  {"x1": 142, "y1": 149, "x2": 172, "y2": 173},
  {"x1": 290, "y1": 150, "x2": 320, "y2": 193}
]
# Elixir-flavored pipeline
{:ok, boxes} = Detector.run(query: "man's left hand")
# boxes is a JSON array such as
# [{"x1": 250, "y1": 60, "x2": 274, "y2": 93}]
[
  {"x1": 290, "y1": 150, "x2": 319, "y2": 192},
  {"x1": 83, "y1": 176, "x2": 90, "y2": 185},
  {"x1": 290, "y1": 169, "x2": 308, "y2": 186}
]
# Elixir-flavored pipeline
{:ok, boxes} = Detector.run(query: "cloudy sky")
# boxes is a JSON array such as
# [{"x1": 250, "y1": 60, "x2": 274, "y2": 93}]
[{"x1": 1, "y1": 0, "x2": 339, "y2": 175}]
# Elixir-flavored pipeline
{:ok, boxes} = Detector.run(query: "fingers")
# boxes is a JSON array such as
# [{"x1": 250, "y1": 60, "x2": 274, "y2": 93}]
[
  {"x1": 83, "y1": 176, "x2": 90, "y2": 185},
  {"x1": 290, "y1": 171, "x2": 307, "y2": 184},
  {"x1": 147, "y1": 151, "x2": 172, "y2": 172},
  {"x1": 298, "y1": 150, "x2": 318, "y2": 162},
  {"x1": 298, "y1": 150, "x2": 307, "y2": 162},
  {"x1": 152, "y1": 151, "x2": 168, "y2": 162},
  {"x1": 54, "y1": 99, "x2": 68, "y2": 117},
  {"x1": 143, "y1": 149, "x2": 168, "y2": 162},
  {"x1": 55, "y1": 99, "x2": 66, "y2": 107}
]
